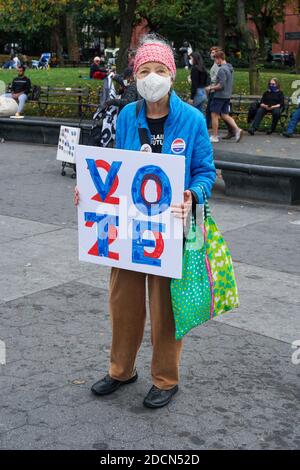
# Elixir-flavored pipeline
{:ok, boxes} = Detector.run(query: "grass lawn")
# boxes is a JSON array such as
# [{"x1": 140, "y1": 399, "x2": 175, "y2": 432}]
[
  {"x1": 0, "y1": 67, "x2": 100, "y2": 118},
  {"x1": 0, "y1": 66, "x2": 298, "y2": 122},
  {"x1": 0, "y1": 67, "x2": 98, "y2": 89}
]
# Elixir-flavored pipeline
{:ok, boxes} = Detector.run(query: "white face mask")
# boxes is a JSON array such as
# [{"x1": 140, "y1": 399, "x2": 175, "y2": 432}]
[
  {"x1": 210, "y1": 53, "x2": 215, "y2": 60},
  {"x1": 123, "y1": 79, "x2": 129, "y2": 87},
  {"x1": 189, "y1": 59, "x2": 193, "y2": 66},
  {"x1": 136, "y1": 73, "x2": 171, "y2": 103}
]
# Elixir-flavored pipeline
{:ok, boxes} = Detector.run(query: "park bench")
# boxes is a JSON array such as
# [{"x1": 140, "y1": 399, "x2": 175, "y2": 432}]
[
  {"x1": 6, "y1": 83, "x2": 99, "y2": 118},
  {"x1": 230, "y1": 94, "x2": 292, "y2": 130},
  {"x1": 178, "y1": 92, "x2": 292, "y2": 130},
  {"x1": 36, "y1": 86, "x2": 97, "y2": 118}
]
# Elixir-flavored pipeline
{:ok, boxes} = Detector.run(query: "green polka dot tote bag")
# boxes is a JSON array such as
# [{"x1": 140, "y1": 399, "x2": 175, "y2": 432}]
[
  {"x1": 170, "y1": 218, "x2": 212, "y2": 340},
  {"x1": 171, "y1": 191, "x2": 239, "y2": 340}
]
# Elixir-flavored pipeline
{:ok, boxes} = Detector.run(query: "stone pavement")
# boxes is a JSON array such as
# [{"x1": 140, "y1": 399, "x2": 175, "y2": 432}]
[
  {"x1": 0, "y1": 141, "x2": 299, "y2": 450},
  {"x1": 213, "y1": 129, "x2": 300, "y2": 162}
]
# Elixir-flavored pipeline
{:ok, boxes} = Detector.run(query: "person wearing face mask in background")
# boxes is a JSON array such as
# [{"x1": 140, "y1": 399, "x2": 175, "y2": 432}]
[
  {"x1": 74, "y1": 33, "x2": 216, "y2": 409},
  {"x1": 248, "y1": 78, "x2": 285, "y2": 135},
  {"x1": 188, "y1": 52, "x2": 209, "y2": 114}
]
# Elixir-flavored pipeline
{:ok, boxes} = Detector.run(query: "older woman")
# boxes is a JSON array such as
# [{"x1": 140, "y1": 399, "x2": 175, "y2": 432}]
[
  {"x1": 90, "y1": 56, "x2": 107, "y2": 80},
  {"x1": 75, "y1": 34, "x2": 216, "y2": 409}
]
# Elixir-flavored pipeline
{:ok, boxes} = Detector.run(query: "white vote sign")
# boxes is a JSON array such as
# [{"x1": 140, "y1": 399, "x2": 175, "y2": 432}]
[
  {"x1": 76, "y1": 145, "x2": 185, "y2": 278},
  {"x1": 56, "y1": 126, "x2": 81, "y2": 164}
]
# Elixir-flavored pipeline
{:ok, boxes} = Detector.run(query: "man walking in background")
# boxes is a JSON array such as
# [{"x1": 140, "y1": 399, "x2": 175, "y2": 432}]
[
  {"x1": 206, "y1": 50, "x2": 243, "y2": 143},
  {"x1": 206, "y1": 46, "x2": 234, "y2": 140},
  {"x1": 206, "y1": 46, "x2": 220, "y2": 128}
]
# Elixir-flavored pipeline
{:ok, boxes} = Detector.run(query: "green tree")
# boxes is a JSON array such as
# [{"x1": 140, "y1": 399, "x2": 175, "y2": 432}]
[
  {"x1": 80, "y1": 2, "x2": 120, "y2": 49},
  {"x1": 136, "y1": 0, "x2": 218, "y2": 53},
  {"x1": 246, "y1": 0, "x2": 288, "y2": 59},
  {"x1": 237, "y1": 0, "x2": 260, "y2": 93},
  {"x1": 83, "y1": 0, "x2": 137, "y2": 71},
  {"x1": 0, "y1": 0, "x2": 82, "y2": 61},
  {"x1": 116, "y1": 0, "x2": 137, "y2": 72}
]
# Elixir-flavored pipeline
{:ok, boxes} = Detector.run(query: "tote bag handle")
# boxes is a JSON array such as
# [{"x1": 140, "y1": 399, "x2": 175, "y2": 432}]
[{"x1": 199, "y1": 185, "x2": 211, "y2": 221}]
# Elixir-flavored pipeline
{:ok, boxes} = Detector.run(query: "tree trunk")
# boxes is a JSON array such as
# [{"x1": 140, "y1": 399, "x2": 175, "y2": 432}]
[
  {"x1": 249, "y1": 52, "x2": 260, "y2": 94},
  {"x1": 257, "y1": 27, "x2": 266, "y2": 61},
  {"x1": 66, "y1": 12, "x2": 79, "y2": 64},
  {"x1": 116, "y1": 0, "x2": 137, "y2": 73},
  {"x1": 217, "y1": 0, "x2": 226, "y2": 50},
  {"x1": 51, "y1": 24, "x2": 64, "y2": 65},
  {"x1": 252, "y1": 18, "x2": 267, "y2": 61},
  {"x1": 237, "y1": 0, "x2": 260, "y2": 94}
]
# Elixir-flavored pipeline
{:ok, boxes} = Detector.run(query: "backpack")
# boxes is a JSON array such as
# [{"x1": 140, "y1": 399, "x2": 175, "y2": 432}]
[
  {"x1": 247, "y1": 101, "x2": 260, "y2": 124},
  {"x1": 30, "y1": 85, "x2": 41, "y2": 101}
]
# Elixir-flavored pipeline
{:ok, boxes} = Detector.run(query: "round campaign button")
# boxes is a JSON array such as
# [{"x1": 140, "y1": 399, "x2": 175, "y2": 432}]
[
  {"x1": 140, "y1": 144, "x2": 152, "y2": 152},
  {"x1": 171, "y1": 138, "x2": 186, "y2": 154}
]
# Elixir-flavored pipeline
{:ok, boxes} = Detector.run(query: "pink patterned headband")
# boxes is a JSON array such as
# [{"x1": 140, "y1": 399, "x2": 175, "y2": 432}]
[{"x1": 133, "y1": 42, "x2": 176, "y2": 78}]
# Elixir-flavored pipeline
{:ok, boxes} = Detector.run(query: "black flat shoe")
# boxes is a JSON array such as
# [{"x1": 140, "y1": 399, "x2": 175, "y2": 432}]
[
  {"x1": 266, "y1": 130, "x2": 273, "y2": 135},
  {"x1": 143, "y1": 385, "x2": 179, "y2": 409},
  {"x1": 91, "y1": 371, "x2": 138, "y2": 396},
  {"x1": 248, "y1": 128, "x2": 255, "y2": 136}
]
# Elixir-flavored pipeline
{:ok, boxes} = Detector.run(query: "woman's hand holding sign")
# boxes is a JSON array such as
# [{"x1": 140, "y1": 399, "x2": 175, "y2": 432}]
[{"x1": 171, "y1": 190, "x2": 193, "y2": 226}]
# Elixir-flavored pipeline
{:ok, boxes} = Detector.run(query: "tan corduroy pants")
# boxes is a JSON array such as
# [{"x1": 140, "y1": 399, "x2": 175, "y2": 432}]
[{"x1": 108, "y1": 267, "x2": 183, "y2": 390}]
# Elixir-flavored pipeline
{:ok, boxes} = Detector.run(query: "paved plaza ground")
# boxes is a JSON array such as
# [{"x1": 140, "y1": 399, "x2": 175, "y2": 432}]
[
  {"x1": 213, "y1": 130, "x2": 300, "y2": 168},
  {"x1": 0, "y1": 141, "x2": 299, "y2": 450}
]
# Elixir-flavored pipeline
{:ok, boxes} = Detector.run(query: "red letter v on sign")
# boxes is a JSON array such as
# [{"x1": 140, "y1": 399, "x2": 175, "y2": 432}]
[{"x1": 86, "y1": 159, "x2": 122, "y2": 204}]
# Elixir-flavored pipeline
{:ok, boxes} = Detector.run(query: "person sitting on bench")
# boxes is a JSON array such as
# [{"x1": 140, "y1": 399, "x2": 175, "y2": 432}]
[
  {"x1": 90, "y1": 56, "x2": 108, "y2": 80},
  {"x1": 283, "y1": 95, "x2": 300, "y2": 137},
  {"x1": 1, "y1": 64, "x2": 31, "y2": 116},
  {"x1": 248, "y1": 78, "x2": 285, "y2": 135}
]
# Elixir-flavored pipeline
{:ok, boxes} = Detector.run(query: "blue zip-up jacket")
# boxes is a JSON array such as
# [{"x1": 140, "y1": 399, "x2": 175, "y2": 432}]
[{"x1": 115, "y1": 91, "x2": 216, "y2": 204}]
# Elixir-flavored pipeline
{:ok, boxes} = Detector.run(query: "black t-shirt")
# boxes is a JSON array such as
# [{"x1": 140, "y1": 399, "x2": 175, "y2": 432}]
[{"x1": 146, "y1": 114, "x2": 168, "y2": 153}]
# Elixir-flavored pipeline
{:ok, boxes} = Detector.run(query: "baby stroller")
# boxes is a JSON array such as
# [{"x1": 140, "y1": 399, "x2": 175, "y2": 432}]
[
  {"x1": 32, "y1": 53, "x2": 51, "y2": 70},
  {"x1": 89, "y1": 73, "x2": 119, "y2": 148}
]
